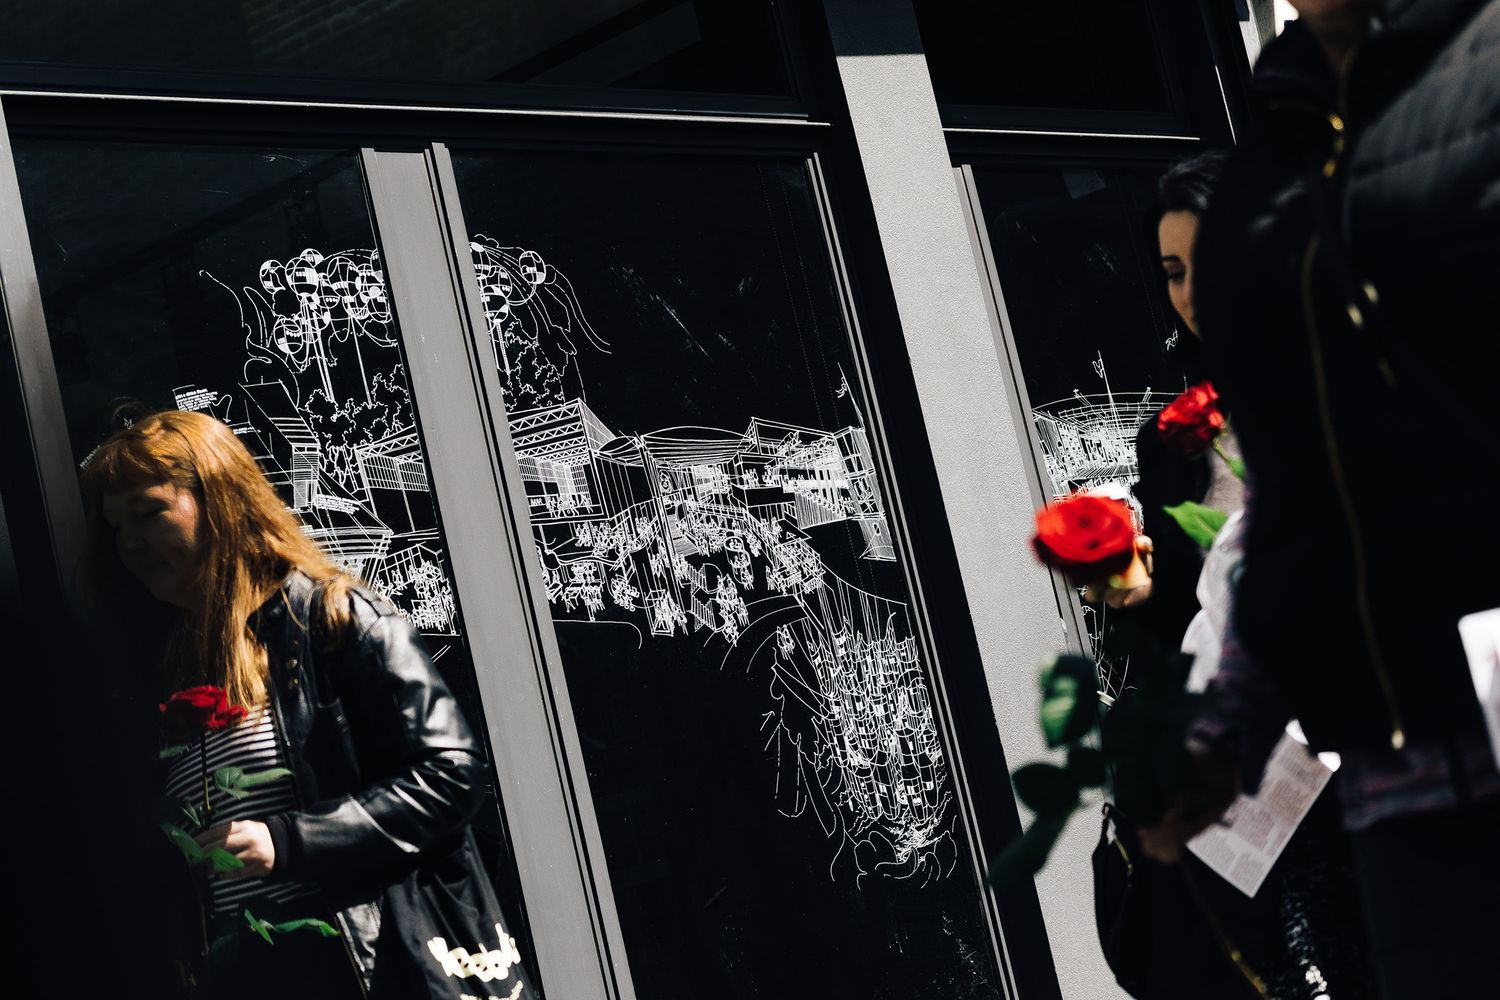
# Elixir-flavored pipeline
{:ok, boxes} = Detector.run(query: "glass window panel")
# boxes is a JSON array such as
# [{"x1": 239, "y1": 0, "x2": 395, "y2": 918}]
[
  {"x1": 972, "y1": 166, "x2": 1192, "y2": 688},
  {"x1": 0, "y1": 1, "x2": 791, "y2": 100},
  {"x1": 913, "y1": 0, "x2": 1172, "y2": 113},
  {"x1": 450, "y1": 150, "x2": 1004, "y2": 999},
  {"x1": 13, "y1": 140, "x2": 540, "y2": 986}
]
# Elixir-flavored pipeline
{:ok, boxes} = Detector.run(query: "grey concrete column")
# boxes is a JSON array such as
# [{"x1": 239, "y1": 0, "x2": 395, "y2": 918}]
[{"x1": 818, "y1": 3, "x2": 1128, "y2": 998}]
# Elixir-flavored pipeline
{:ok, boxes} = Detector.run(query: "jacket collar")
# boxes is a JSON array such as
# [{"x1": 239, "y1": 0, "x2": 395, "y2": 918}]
[
  {"x1": 1248, "y1": 21, "x2": 1339, "y2": 115},
  {"x1": 1249, "y1": 0, "x2": 1490, "y2": 120},
  {"x1": 249, "y1": 568, "x2": 314, "y2": 635},
  {"x1": 1352, "y1": 0, "x2": 1489, "y2": 118},
  {"x1": 1381, "y1": 0, "x2": 1488, "y2": 35}
]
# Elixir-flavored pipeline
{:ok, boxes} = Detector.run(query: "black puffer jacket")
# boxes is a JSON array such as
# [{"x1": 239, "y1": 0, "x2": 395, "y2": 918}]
[
  {"x1": 252, "y1": 569, "x2": 485, "y2": 993},
  {"x1": 1197, "y1": 0, "x2": 1500, "y2": 750}
]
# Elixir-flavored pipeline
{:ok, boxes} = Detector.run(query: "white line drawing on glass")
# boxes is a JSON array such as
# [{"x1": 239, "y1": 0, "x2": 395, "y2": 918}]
[
  {"x1": 195, "y1": 249, "x2": 458, "y2": 640},
  {"x1": 1031, "y1": 352, "x2": 1155, "y2": 508},
  {"x1": 1030, "y1": 353, "x2": 1159, "y2": 699},
  {"x1": 200, "y1": 241, "x2": 955, "y2": 884},
  {"x1": 473, "y1": 237, "x2": 953, "y2": 884}
]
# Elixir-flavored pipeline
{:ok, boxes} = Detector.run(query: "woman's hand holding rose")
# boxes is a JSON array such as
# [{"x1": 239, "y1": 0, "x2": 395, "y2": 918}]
[{"x1": 194, "y1": 819, "x2": 276, "y2": 879}]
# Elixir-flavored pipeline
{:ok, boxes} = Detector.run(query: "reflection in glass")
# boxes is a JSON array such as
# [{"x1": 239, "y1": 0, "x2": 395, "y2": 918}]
[
  {"x1": 0, "y1": 1, "x2": 791, "y2": 99},
  {"x1": 913, "y1": 0, "x2": 1171, "y2": 113},
  {"x1": 973, "y1": 167, "x2": 1190, "y2": 691},
  {"x1": 452, "y1": 151, "x2": 1003, "y2": 999},
  {"x1": 13, "y1": 141, "x2": 538, "y2": 985}
]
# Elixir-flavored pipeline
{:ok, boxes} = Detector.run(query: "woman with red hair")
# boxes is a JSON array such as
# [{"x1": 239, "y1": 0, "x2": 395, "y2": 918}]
[{"x1": 82, "y1": 409, "x2": 500, "y2": 999}]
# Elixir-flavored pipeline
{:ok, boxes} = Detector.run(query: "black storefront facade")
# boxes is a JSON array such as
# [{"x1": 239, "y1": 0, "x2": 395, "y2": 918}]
[{"x1": 0, "y1": 3, "x2": 1255, "y2": 998}]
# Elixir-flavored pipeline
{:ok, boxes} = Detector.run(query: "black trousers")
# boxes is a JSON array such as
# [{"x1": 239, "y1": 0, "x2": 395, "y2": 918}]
[{"x1": 1350, "y1": 795, "x2": 1500, "y2": 1000}]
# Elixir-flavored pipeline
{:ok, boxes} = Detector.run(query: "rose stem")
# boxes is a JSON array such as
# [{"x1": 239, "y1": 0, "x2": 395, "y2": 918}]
[{"x1": 199, "y1": 734, "x2": 212, "y2": 825}]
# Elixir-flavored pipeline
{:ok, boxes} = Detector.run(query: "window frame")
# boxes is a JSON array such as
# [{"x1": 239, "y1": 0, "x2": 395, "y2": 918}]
[
  {"x1": 920, "y1": 0, "x2": 1250, "y2": 140},
  {"x1": 0, "y1": 87, "x2": 1053, "y2": 1000},
  {"x1": 0, "y1": 0, "x2": 818, "y2": 122}
]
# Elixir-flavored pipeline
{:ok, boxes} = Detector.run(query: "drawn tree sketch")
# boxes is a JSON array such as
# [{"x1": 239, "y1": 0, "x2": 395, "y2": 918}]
[
  {"x1": 470, "y1": 237, "x2": 609, "y2": 412},
  {"x1": 194, "y1": 248, "x2": 458, "y2": 645},
  {"x1": 196, "y1": 240, "x2": 956, "y2": 885}
]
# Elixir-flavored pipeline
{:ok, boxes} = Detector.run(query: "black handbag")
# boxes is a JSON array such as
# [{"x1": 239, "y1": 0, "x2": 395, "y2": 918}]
[
  {"x1": 379, "y1": 830, "x2": 537, "y2": 1000},
  {"x1": 1092, "y1": 802, "x2": 1152, "y2": 998},
  {"x1": 287, "y1": 581, "x2": 537, "y2": 1000}
]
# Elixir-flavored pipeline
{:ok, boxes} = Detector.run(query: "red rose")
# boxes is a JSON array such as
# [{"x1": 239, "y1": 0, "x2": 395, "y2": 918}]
[
  {"x1": 1032, "y1": 493, "x2": 1137, "y2": 581},
  {"x1": 160, "y1": 685, "x2": 247, "y2": 737},
  {"x1": 1156, "y1": 382, "x2": 1226, "y2": 456}
]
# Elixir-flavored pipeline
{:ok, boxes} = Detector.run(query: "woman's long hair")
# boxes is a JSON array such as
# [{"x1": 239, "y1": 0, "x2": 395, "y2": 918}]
[{"x1": 80, "y1": 409, "x2": 353, "y2": 708}]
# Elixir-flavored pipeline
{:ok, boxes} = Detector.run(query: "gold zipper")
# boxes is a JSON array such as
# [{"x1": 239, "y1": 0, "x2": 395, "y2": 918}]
[
  {"x1": 1301, "y1": 78, "x2": 1408, "y2": 748},
  {"x1": 1300, "y1": 235, "x2": 1407, "y2": 750}
]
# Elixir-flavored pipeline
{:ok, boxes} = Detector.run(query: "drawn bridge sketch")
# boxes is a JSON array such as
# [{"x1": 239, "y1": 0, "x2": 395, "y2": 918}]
[{"x1": 197, "y1": 239, "x2": 957, "y2": 883}]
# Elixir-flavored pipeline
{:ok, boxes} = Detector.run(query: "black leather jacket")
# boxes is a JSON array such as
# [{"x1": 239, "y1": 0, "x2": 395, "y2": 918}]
[{"x1": 251, "y1": 569, "x2": 485, "y2": 993}]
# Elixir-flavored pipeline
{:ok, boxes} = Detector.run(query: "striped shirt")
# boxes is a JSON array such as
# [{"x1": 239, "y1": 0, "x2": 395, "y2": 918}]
[{"x1": 165, "y1": 707, "x2": 318, "y2": 915}]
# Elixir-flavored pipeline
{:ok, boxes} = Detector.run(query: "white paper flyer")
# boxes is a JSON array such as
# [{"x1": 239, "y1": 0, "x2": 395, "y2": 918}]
[
  {"x1": 1457, "y1": 607, "x2": 1500, "y2": 771},
  {"x1": 1187, "y1": 730, "x2": 1334, "y2": 898}
]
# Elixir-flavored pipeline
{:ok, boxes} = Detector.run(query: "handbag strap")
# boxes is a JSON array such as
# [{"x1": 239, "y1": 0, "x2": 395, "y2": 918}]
[{"x1": 1099, "y1": 802, "x2": 1135, "y2": 878}]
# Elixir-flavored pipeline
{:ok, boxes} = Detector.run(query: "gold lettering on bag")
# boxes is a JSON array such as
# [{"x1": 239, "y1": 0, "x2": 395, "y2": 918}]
[{"x1": 426, "y1": 924, "x2": 523, "y2": 983}]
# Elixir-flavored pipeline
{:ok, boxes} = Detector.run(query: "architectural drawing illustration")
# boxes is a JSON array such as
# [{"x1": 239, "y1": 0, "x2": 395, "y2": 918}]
[
  {"x1": 199, "y1": 241, "x2": 956, "y2": 883},
  {"x1": 1031, "y1": 352, "x2": 1155, "y2": 512},
  {"x1": 194, "y1": 249, "x2": 459, "y2": 650},
  {"x1": 1030, "y1": 353, "x2": 1160, "y2": 698}
]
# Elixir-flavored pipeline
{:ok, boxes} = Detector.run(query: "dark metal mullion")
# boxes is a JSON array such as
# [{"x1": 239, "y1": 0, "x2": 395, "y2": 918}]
[
  {"x1": 0, "y1": 92, "x2": 827, "y2": 164},
  {"x1": 0, "y1": 98, "x2": 84, "y2": 601},
  {"x1": 954, "y1": 164, "x2": 1091, "y2": 659},
  {"x1": 942, "y1": 132, "x2": 1207, "y2": 169},
  {"x1": 359, "y1": 147, "x2": 624, "y2": 1000},
  {"x1": 803, "y1": 151, "x2": 1021, "y2": 1000},
  {"x1": 0, "y1": 63, "x2": 809, "y2": 121},
  {"x1": 425, "y1": 141, "x2": 637, "y2": 1000}
]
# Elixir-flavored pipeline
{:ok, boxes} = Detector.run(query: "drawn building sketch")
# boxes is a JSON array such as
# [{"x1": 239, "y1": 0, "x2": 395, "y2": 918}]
[
  {"x1": 470, "y1": 236, "x2": 951, "y2": 882},
  {"x1": 200, "y1": 240, "x2": 955, "y2": 884},
  {"x1": 1030, "y1": 352, "x2": 1162, "y2": 698},
  {"x1": 1031, "y1": 352, "x2": 1156, "y2": 514}
]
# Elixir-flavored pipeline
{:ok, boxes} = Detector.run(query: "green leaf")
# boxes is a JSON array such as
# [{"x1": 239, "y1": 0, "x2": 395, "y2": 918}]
[
  {"x1": 159, "y1": 744, "x2": 190, "y2": 760},
  {"x1": 243, "y1": 909, "x2": 275, "y2": 945},
  {"x1": 1067, "y1": 746, "x2": 1108, "y2": 788},
  {"x1": 234, "y1": 767, "x2": 294, "y2": 790},
  {"x1": 985, "y1": 813, "x2": 1070, "y2": 887},
  {"x1": 271, "y1": 918, "x2": 340, "y2": 938},
  {"x1": 1163, "y1": 502, "x2": 1230, "y2": 551},
  {"x1": 164, "y1": 795, "x2": 202, "y2": 829},
  {"x1": 1038, "y1": 656, "x2": 1099, "y2": 748},
  {"x1": 212, "y1": 766, "x2": 248, "y2": 800},
  {"x1": 207, "y1": 849, "x2": 245, "y2": 874},
  {"x1": 160, "y1": 823, "x2": 205, "y2": 863},
  {"x1": 1011, "y1": 762, "x2": 1080, "y2": 818},
  {"x1": 213, "y1": 766, "x2": 293, "y2": 800}
]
